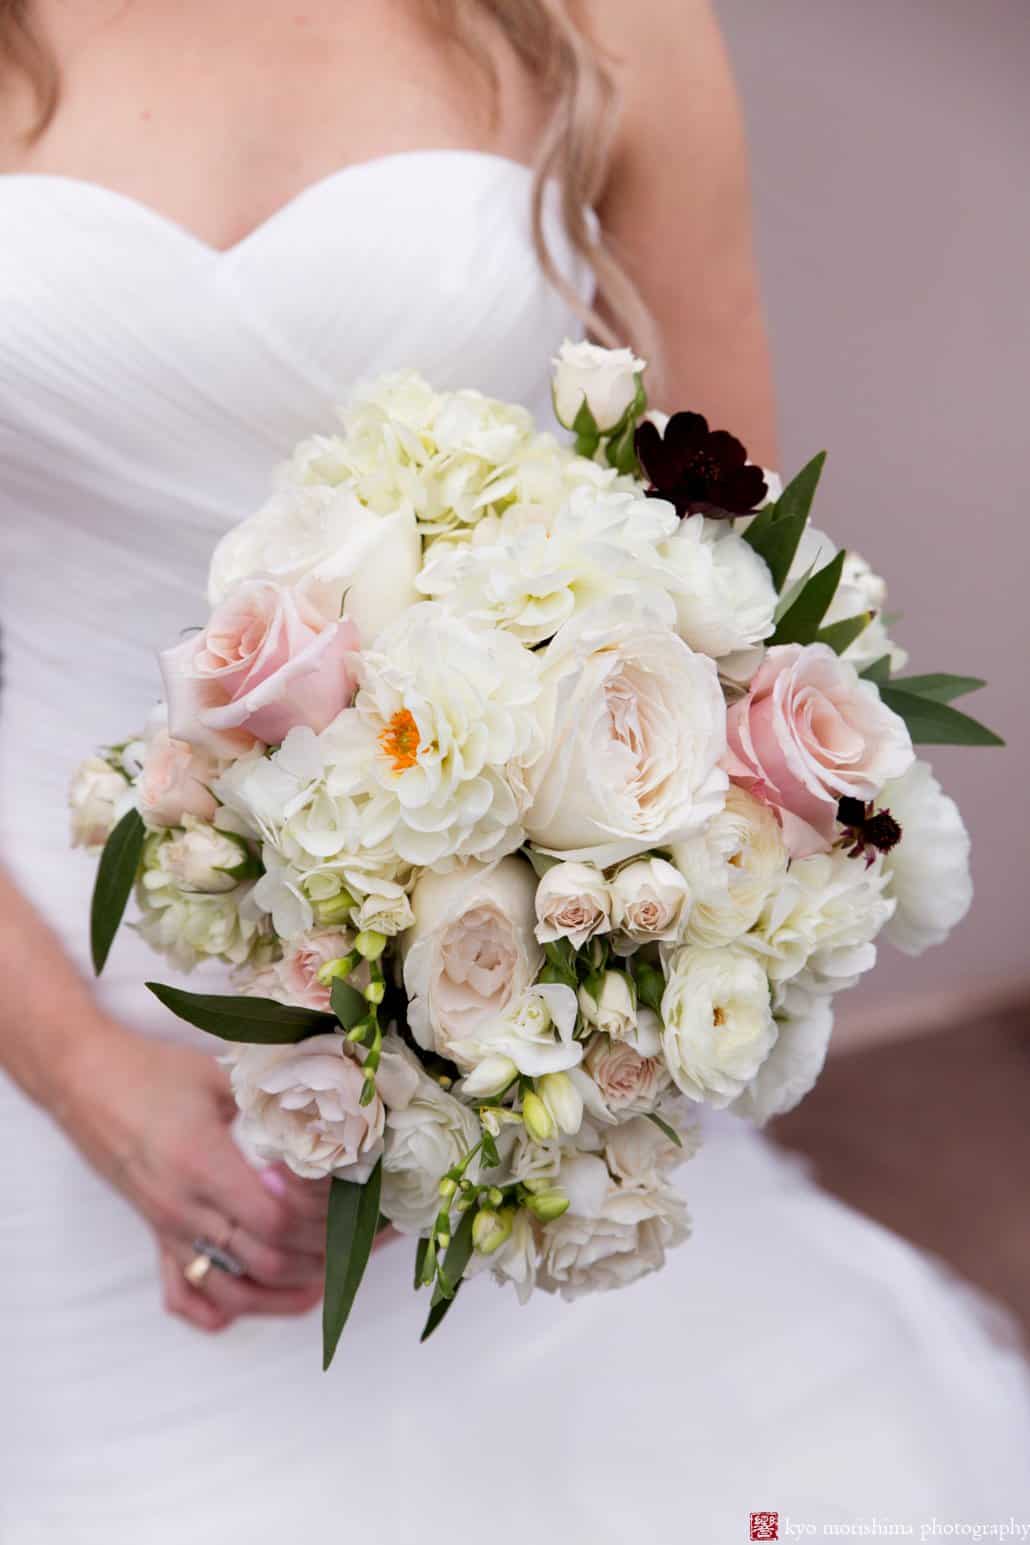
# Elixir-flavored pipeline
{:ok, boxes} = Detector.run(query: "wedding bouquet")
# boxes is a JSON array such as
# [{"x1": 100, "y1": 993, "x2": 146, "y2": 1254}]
[{"x1": 72, "y1": 343, "x2": 1000, "y2": 1367}]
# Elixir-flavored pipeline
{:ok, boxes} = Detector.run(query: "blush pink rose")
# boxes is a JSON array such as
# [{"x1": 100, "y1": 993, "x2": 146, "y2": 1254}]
[
  {"x1": 724, "y1": 642, "x2": 913, "y2": 857},
  {"x1": 138, "y1": 725, "x2": 218, "y2": 828},
  {"x1": 160, "y1": 579, "x2": 360, "y2": 755},
  {"x1": 277, "y1": 930, "x2": 358, "y2": 1013}
]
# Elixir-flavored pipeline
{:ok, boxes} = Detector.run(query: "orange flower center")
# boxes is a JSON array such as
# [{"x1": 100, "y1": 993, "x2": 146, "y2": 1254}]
[{"x1": 379, "y1": 709, "x2": 421, "y2": 772}]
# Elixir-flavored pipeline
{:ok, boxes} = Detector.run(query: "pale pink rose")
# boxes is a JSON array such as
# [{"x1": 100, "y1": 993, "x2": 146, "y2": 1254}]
[
  {"x1": 160, "y1": 579, "x2": 360, "y2": 755},
  {"x1": 138, "y1": 727, "x2": 218, "y2": 828},
  {"x1": 277, "y1": 930, "x2": 358, "y2": 1013},
  {"x1": 724, "y1": 643, "x2": 913, "y2": 857}
]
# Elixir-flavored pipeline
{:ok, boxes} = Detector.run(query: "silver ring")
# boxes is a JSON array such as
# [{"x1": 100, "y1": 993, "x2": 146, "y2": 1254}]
[{"x1": 191, "y1": 1236, "x2": 245, "y2": 1278}]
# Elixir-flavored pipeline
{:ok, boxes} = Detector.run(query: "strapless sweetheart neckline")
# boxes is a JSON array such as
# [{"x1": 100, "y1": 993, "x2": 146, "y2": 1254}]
[{"x1": 1, "y1": 148, "x2": 537, "y2": 259}]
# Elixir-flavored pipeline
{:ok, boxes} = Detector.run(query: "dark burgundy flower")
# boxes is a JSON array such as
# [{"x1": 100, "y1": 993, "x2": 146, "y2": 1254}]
[
  {"x1": 837, "y1": 796, "x2": 902, "y2": 866},
  {"x1": 634, "y1": 411, "x2": 768, "y2": 519}
]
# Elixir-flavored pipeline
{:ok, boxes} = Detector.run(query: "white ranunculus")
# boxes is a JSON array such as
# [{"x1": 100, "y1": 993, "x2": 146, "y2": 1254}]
[
  {"x1": 381, "y1": 1058, "x2": 482, "y2": 1235},
  {"x1": 227, "y1": 1032, "x2": 418, "y2": 1184},
  {"x1": 660, "y1": 945, "x2": 776, "y2": 1106},
  {"x1": 672, "y1": 786, "x2": 788, "y2": 948},
  {"x1": 208, "y1": 481, "x2": 422, "y2": 647},
  {"x1": 416, "y1": 484, "x2": 677, "y2": 646},
  {"x1": 578, "y1": 971, "x2": 637, "y2": 1043},
  {"x1": 659, "y1": 516, "x2": 777, "y2": 659},
  {"x1": 320, "y1": 603, "x2": 542, "y2": 868},
  {"x1": 608, "y1": 856, "x2": 690, "y2": 951},
  {"x1": 730, "y1": 991, "x2": 835, "y2": 1124},
  {"x1": 459, "y1": 983, "x2": 582, "y2": 1097},
  {"x1": 534, "y1": 860, "x2": 612, "y2": 948},
  {"x1": 573, "y1": 1033, "x2": 672, "y2": 1122},
  {"x1": 523, "y1": 598, "x2": 729, "y2": 866},
  {"x1": 551, "y1": 339, "x2": 646, "y2": 432},
  {"x1": 403, "y1": 858, "x2": 542, "y2": 1065},
  {"x1": 879, "y1": 760, "x2": 972, "y2": 955},
  {"x1": 745, "y1": 849, "x2": 894, "y2": 996},
  {"x1": 784, "y1": 527, "x2": 907, "y2": 673},
  {"x1": 157, "y1": 817, "x2": 249, "y2": 894},
  {"x1": 69, "y1": 754, "x2": 130, "y2": 849}
]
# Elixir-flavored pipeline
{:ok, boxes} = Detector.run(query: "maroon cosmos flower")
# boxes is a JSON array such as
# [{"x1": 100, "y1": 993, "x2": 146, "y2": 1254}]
[
  {"x1": 837, "y1": 796, "x2": 903, "y2": 866},
  {"x1": 634, "y1": 411, "x2": 768, "y2": 519}
]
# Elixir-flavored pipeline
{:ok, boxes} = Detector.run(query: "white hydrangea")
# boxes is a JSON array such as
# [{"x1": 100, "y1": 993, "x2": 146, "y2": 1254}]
[
  {"x1": 671, "y1": 786, "x2": 788, "y2": 948},
  {"x1": 880, "y1": 760, "x2": 972, "y2": 955}
]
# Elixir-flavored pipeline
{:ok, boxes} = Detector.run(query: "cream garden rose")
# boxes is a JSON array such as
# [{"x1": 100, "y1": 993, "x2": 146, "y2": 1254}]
[
  {"x1": 69, "y1": 755, "x2": 129, "y2": 849},
  {"x1": 381, "y1": 1054, "x2": 482, "y2": 1234},
  {"x1": 137, "y1": 718, "x2": 219, "y2": 830},
  {"x1": 574, "y1": 1034, "x2": 672, "y2": 1122},
  {"x1": 523, "y1": 597, "x2": 729, "y2": 866},
  {"x1": 534, "y1": 860, "x2": 611, "y2": 948},
  {"x1": 672, "y1": 785, "x2": 788, "y2": 948},
  {"x1": 660, "y1": 945, "x2": 776, "y2": 1106},
  {"x1": 156, "y1": 817, "x2": 249, "y2": 894}
]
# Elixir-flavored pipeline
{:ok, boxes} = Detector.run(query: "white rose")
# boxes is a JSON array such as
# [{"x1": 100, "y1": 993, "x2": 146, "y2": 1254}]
[
  {"x1": 609, "y1": 856, "x2": 690, "y2": 951},
  {"x1": 879, "y1": 760, "x2": 972, "y2": 955},
  {"x1": 524, "y1": 598, "x2": 728, "y2": 866},
  {"x1": 672, "y1": 786, "x2": 788, "y2": 948},
  {"x1": 534, "y1": 860, "x2": 611, "y2": 948},
  {"x1": 69, "y1": 755, "x2": 130, "y2": 849},
  {"x1": 730, "y1": 990, "x2": 835, "y2": 1124},
  {"x1": 573, "y1": 1033, "x2": 672, "y2": 1122},
  {"x1": 208, "y1": 481, "x2": 422, "y2": 648},
  {"x1": 403, "y1": 858, "x2": 542, "y2": 1065},
  {"x1": 381, "y1": 1061, "x2": 482, "y2": 1235},
  {"x1": 157, "y1": 817, "x2": 249, "y2": 894},
  {"x1": 460, "y1": 982, "x2": 582, "y2": 1097},
  {"x1": 660, "y1": 516, "x2": 777, "y2": 658},
  {"x1": 551, "y1": 339, "x2": 646, "y2": 432},
  {"x1": 660, "y1": 945, "x2": 776, "y2": 1106},
  {"x1": 227, "y1": 1032, "x2": 418, "y2": 1183},
  {"x1": 746, "y1": 849, "x2": 894, "y2": 995}
]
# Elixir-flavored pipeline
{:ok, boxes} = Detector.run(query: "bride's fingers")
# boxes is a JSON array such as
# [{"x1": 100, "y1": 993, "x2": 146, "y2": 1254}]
[
  {"x1": 202, "y1": 1135, "x2": 327, "y2": 1254},
  {"x1": 191, "y1": 1202, "x2": 325, "y2": 1289},
  {"x1": 164, "y1": 1236, "x2": 323, "y2": 1320},
  {"x1": 158, "y1": 1245, "x2": 232, "y2": 1334}
]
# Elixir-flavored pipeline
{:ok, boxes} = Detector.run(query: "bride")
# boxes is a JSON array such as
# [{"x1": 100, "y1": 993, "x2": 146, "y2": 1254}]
[{"x1": 2, "y1": 2, "x2": 1028, "y2": 1539}]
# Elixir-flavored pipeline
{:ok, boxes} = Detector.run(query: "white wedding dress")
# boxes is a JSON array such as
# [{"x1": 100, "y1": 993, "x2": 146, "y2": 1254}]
[{"x1": 2, "y1": 152, "x2": 1029, "y2": 1545}]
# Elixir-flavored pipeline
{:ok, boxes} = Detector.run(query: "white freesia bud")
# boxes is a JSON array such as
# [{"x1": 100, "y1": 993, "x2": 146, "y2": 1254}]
[
  {"x1": 609, "y1": 857, "x2": 690, "y2": 951},
  {"x1": 473, "y1": 1207, "x2": 515, "y2": 1256},
  {"x1": 525, "y1": 1188, "x2": 570, "y2": 1223},
  {"x1": 534, "y1": 860, "x2": 611, "y2": 948},
  {"x1": 69, "y1": 755, "x2": 129, "y2": 849},
  {"x1": 536, "y1": 1072, "x2": 584, "y2": 1136},
  {"x1": 158, "y1": 818, "x2": 248, "y2": 894},
  {"x1": 522, "y1": 1090, "x2": 556, "y2": 1144},
  {"x1": 552, "y1": 339, "x2": 646, "y2": 433},
  {"x1": 578, "y1": 972, "x2": 636, "y2": 1041}
]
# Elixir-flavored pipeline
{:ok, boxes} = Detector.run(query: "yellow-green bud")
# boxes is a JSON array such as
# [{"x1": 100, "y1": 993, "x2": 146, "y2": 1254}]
[
  {"x1": 354, "y1": 929, "x2": 387, "y2": 961},
  {"x1": 312, "y1": 890, "x2": 355, "y2": 925},
  {"x1": 315, "y1": 953, "x2": 357, "y2": 987},
  {"x1": 438, "y1": 1176, "x2": 457, "y2": 1200},
  {"x1": 486, "y1": 1187, "x2": 504, "y2": 1209},
  {"x1": 472, "y1": 1207, "x2": 514, "y2": 1256},
  {"x1": 521, "y1": 1091, "x2": 555, "y2": 1144},
  {"x1": 364, "y1": 979, "x2": 386, "y2": 1005},
  {"x1": 537, "y1": 1072, "x2": 583, "y2": 1136},
  {"x1": 525, "y1": 1189, "x2": 570, "y2": 1223}
]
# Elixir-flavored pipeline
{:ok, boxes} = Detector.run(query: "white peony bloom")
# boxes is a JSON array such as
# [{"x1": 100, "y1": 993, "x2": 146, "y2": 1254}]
[
  {"x1": 573, "y1": 1033, "x2": 672, "y2": 1122},
  {"x1": 730, "y1": 991, "x2": 835, "y2": 1124},
  {"x1": 320, "y1": 604, "x2": 542, "y2": 868},
  {"x1": 226, "y1": 1031, "x2": 418, "y2": 1184},
  {"x1": 660, "y1": 945, "x2": 776, "y2": 1106},
  {"x1": 523, "y1": 597, "x2": 729, "y2": 866},
  {"x1": 403, "y1": 858, "x2": 541, "y2": 1066},
  {"x1": 208, "y1": 481, "x2": 422, "y2": 647},
  {"x1": 459, "y1": 982, "x2": 582, "y2": 1097},
  {"x1": 880, "y1": 760, "x2": 972, "y2": 955},
  {"x1": 416, "y1": 484, "x2": 677, "y2": 645},
  {"x1": 671, "y1": 786, "x2": 788, "y2": 949},
  {"x1": 534, "y1": 860, "x2": 612, "y2": 948},
  {"x1": 69, "y1": 755, "x2": 130, "y2": 849},
  {"x1": 745, "y1": 848, "x2": 894, "y2": 996},
  {"x1": 381, "y1": 1056, "x2": 482, "y2": 1234},
  {"x1": 785, "y1": 527, "x2": 907, "y2": 673},
  {"x1": 552, "y1": 339, "x2": 646, "y2": 432},
  {"x1": 608, "y1": 856, "x2": 691, "y2": 951},
  {"x1": 660, "y1": 516, "x2": 777, "y2": 659},
  {"x1": 156, "y1": 817, "x2": 250, "y2": 894}
]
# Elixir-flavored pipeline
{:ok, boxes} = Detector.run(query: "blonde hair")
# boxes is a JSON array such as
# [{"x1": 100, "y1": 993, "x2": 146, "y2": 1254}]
[{"x1": 3, "y1": 0, "x2": 651, "y2": 353}]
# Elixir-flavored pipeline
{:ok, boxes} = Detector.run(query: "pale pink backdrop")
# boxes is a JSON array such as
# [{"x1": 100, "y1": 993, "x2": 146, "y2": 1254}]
[{"x1": 717, "y1": 0, "x2": 1030, "y2": 1008}]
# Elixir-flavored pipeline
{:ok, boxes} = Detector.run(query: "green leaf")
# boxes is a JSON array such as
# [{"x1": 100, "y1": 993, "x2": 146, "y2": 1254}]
[
  {"x1": 774, "y1": 451, "x2": 827, "y2": 525},
  {"x1": 772, "y1": 560, "x2": 816, "y2": 623},
  {"x1": 330, "y1": 978, "x2": 367, "y2": 1031},
  {"x1": 860, "y1": 655, "x2": 892, "y2": 684},
  {"x1": 645, "y1": 1112, "x2": 684, "y2": 1148},
  {"x1": 421, "y1": 1207, "x2": 477, "y2": 1344},
  {"x1": 772, "y1": 550, "x2": 846, "y2": 645},
  {"x1": 145, "y1": 984, "x2": 336, "y2": 1042},
  {"x1": 523, "y1": 846, "x2": 560, "y2": 879},
  {"x1": 323, "y1": 1160, "x2": 382, "y2": 1371},
  {"x1": 887, "y1": 673, "x2": 986, "y2": 704},
  {"x1": 745, "y1": 512, "x2": 808, "y2": 594},
  {"x1": 742, "y1": 452, "x2": 826, "y2": 593},
  {"x1": 414, "y1": 1236, "x2": 430, "y2": 1291},
  {"x1": 879, "y1": 687, "x2": 1004, "y2": 747},
  {"x1": 90, "y1": 807, "x2": 145, "y2": 975},
  {"x1": 815, "y1": 612, "x2": 873, "y2": 656}
]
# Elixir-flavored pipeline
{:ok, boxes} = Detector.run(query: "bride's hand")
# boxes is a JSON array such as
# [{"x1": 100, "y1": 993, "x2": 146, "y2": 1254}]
[{"x1": 59, "y1": 1020, "x2": 329, "y2": 1333}]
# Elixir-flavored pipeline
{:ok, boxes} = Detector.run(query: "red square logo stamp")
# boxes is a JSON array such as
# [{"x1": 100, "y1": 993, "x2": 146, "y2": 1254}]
[{"x1": 749, "y1": 1514, "x2": 779, "y2": 1542}]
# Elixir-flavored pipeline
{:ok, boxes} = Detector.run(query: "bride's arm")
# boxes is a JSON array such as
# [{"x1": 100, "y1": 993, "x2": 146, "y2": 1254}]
[
  {"x1": 0, "y1": 865, "x2": 328, "y2": 1330},
  {"x1": 589, "y1": 0, "x2": 778, "y2": 466}
]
